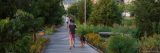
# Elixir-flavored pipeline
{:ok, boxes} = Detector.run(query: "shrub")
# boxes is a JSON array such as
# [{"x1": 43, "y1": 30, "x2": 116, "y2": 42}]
[
  {"x1": 112, "y1": 25, "x2": 137, "y2": 36},
  {"x1": 139, "y1": 34, "x2": 160, "y2": 53},
  {"x1": 107, "y1": 35, "x2": 137, "y2": 53},
  {"x1": 85, "y1": 33, "x2": 108, "y2": 52},
  {"x1": 5, "y1": 34, "x2": 33, "y2": 53},
  {"x1": 31, "y1": 0, "x2": 65, "y2": 25},
  {"x1": 134, "y1": 0, "x2": 160, "y2": 37},
  {"x1": 30, "y1": 38, "x2": 48, "y2": 53},
  {"x1": 89, "y1": 0, "x2": 122, "y2": 26},
  {"x1": 0, "y1": 10, "x2": 46, "y2": 53},
  {"x1": 77, "y1": 24, "x2": 111, "y2": 36},
  {"x1": 99, "y1": 41, "x2": 108, "y2": 53},
  {"x1": 85, "y1": 33, "x2": 102, "y2": 47},
  {"x1": 44, "y1": 26, "x2": 55, "y2": 35},
  {"x1": 14, "y1": 35, "x2": 33, "y2": 53}
]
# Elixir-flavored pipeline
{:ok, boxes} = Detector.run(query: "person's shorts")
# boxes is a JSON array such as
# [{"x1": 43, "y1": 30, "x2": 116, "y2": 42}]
[
  {"x1": 70, "y1": 34, "x2": 75, "y2": 40},
  {"x1": 66, "y1": 22, "x2": 68, "y2": 24}
]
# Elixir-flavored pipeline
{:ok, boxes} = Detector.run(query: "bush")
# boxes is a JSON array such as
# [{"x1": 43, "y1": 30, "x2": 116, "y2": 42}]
[
  {"x1": 112, "y1": 25, "x2": 137, "y2": 36},
  {"x1": 134, "y1": 0, "x2": 160, "y2": 37},
  {"x1": 31, "y1": 0, "x2": 65, "y2": 25},
  {"x1": 107, "y1": 35, "x2": 137, "y2": 53},
  {"x1": 0, "y1": 10, "x2": 46, "y2": 53},
  {"x1": 44, "y1": 26, "x2": 55, "y2": 35},
  {"x1": 85, "y1": 33, "x2": 102, "y2": 47},
  {"x1": 14, "y1": 35, "x2": 33, "y2": 53},
  {"x1": 89, "y1": 0, "x2": 122, "y2": 26},
  {"x1": 139, "y1": 34, "x2": 160, "y2": 53},
  {"x1": 30, "y1": 38, "x2": 48, "y2": 53},
  {"x1": 85, "y1": 33, "x2": 108, "y2": 52},
  {"x1": 77, "y1": 24, "x2": 111, "y2": 36}
]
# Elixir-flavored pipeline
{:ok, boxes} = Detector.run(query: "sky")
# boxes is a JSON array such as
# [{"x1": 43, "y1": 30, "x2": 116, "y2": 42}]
[{"x1": 63, "y1": 0, "x2": 79, "y2": 10}]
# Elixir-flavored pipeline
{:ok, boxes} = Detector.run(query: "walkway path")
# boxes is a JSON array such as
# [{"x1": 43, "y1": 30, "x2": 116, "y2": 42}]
[{"x1": 42, "y1": 26, "x2": 98, "y2": 53}]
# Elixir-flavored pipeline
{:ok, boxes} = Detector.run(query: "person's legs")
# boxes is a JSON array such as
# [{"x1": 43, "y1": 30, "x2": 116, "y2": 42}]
[
  {"x1": 80, "y1": 40, "x2": 83, "y2": 48},
  {"x1": 69, "y1": 34, "x2": 73, "y2": 50},
  {"x1": 72, "y1": 34, "x2": 75, "y2": 47},
  {"x1": 69, "y1": 33, "x2": 75, "y2": 50}
]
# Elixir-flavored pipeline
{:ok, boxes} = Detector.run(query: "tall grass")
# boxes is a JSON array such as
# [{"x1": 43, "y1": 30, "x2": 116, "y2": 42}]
[{"x1": 77, "y1": 24, "x2": 111, "y2": 36}]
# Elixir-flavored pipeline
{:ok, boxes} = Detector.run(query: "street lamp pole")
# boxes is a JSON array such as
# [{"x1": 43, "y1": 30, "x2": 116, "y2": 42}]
[{"x1": 84, "y1": 0, "x2": 87, "y2": 27}]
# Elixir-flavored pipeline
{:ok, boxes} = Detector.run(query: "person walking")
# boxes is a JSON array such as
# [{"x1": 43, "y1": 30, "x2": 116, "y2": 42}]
[
  {"x1": 65, "y1": 16, "x2": 69, "y2": 28},
  {"x1": 68, "y1": 19, "x2": 77, "y2": 50}
]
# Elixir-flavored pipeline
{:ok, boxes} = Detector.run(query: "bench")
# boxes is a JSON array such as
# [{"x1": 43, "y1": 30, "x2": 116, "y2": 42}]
[{"x1": 98, "y1": 32, "x2": 113, "y2": 38}]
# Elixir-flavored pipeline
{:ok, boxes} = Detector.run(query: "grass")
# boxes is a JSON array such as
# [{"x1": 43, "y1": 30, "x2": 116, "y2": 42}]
[
  {"x1": 30, "y1": 38, "x2": 48, "y2": 53},
  {"x1": 44, "y1": 26, "x2": 55, "y2": 35}
]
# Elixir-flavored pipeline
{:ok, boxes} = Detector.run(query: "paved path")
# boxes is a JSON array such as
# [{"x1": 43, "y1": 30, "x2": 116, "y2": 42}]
[{"x1": 42, "y1": 26, "x2": 98, "y2": 53}]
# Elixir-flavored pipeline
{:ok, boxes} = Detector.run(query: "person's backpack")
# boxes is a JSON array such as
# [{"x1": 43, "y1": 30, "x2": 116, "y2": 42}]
[{"x1": 69, "y1": 23, "x2": 76, "y2": 34}]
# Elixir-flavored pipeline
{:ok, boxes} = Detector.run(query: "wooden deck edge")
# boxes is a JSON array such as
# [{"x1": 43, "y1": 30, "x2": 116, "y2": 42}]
[{"x1": 86, "y1": 42, "x2": 103, "y2": 53}]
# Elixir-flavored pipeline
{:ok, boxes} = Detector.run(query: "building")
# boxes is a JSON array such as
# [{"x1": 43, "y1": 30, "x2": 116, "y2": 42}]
[
  {"x1": 92, "y1": 0, "x2": 98, "y2": 4},
  {"x1": 117, "y1": 0, "x2": 134, "y2": 4}
]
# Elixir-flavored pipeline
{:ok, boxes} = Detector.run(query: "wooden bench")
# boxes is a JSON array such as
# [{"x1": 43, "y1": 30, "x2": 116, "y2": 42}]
[{"x1": 98, "y1": 32, "x2": 113, "y2": 38}]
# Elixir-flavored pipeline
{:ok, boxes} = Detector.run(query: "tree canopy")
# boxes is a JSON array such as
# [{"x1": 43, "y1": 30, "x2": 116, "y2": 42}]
[
  {"x1": 134, "y1": 0, "x2": 160, "y2": 37},
  {"x1": 89, "y1": 0, "x2": 122, "y2": 26},
  {"x1": 67, "y1": 0, "x2": 93, "y2": 24}
]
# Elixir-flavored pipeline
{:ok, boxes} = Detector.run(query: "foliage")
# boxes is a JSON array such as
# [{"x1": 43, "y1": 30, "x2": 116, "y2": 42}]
[
  {"x1": 85, "y1": 33, "x2": 108, "y2": 52},
  {"x1": 31, "y1": 0, "x2": 65, "y2": 25},
  {"x1": 67, "y1": 3, "x2": 79, "y2": 17},
  {"x1": 9, "y1": 35, "x2": 33, "y2": 53},
  {"x1": 107, "y1": 35, "x2": 138, "y2": 53},
  {"x1": 85, "y1": 33, "x2": 102, "y2": 47},
  {"x1": 134, "y1": 0, "x2": 160, "y2": 37},
  {"x1": 0, "y1": 0, "x2": 65, "y2": 52},
  {"x1": 0, "y1": 0, "x2": 32, "y2": 19},
  {"x1": 112, "y1": 25, "x2": 137, "y2": 36},
  {"x1": 138, "y1": 34, "x2": 160, "y2": 53},
  {"x1": 44, "y1": 26, "x2": 55, "y2": 35},
  {"x1": 67, "y1": 0, "x2": 93, "y2": 24},
  {"x1": 89, "y1": 0, "x2": 122, "y2": 26},
  {"x1": 77, "y1": 24, "x2": 111, "y2": 36},
  {"x1": 30, "y1": 38, "x2": 48, "y2": 53},
  {"x1": 0, "y1": 10, "x2": 45, "y2": 53}
]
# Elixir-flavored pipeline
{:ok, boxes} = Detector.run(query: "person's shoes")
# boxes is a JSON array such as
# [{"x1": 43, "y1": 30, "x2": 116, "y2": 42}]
[
  {"x1": 69, "y1": 47, "x2": 71, "y2": 50},
  {"x1": 73, "y1": 45, "x2": 75, "y2": 48}
]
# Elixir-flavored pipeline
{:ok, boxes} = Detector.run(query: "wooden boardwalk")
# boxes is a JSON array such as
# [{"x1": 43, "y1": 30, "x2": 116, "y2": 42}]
[{"x1": 42, "y1": 26, "x2": 98, "y2": 53}]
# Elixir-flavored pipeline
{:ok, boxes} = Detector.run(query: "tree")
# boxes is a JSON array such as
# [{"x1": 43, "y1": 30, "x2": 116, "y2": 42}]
[
  {"x1": 0, "y1": 10, "x2": 37, "y2": 53},
  {"x1": 31, "y1": 0, "x2": 65, "y2": 26},
  {"x1": 0, "y1": 0, "x2": 65, "y2": 52},
  {"x1": 134, "y1": 0, "x2": 160, "y2": 37},
  {"x1": 0, "y1": 0, "x2": 32, "y2": 19},
  {"x1": 67, "y1": 3, "x2": 79, "y2": 17},
  {"x1": 89, "y1": 0, "x2": 122, "y2": 26},
  {"x1": 67, "y1": 0, "x2": 93, "y2": 24}
]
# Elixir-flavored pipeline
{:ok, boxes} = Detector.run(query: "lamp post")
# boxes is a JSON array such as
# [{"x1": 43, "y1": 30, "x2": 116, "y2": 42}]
[{"x1": 84, "y1": 0, "x2": 86, "y2": 27}]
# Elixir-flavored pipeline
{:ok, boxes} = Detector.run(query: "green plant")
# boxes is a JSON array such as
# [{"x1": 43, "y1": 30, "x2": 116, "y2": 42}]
[
  {"x1": 0, "y1": 10, "x2": 46, "y2": 53},
  {"x1": 85, "y1": 33, "x2": 108, "y2": 53},
  {"x1": 67, "y1": 0, "x2": 93, "y2": 24},
  {"x1": 108, "y1": 35, "x2": 137, "y2": 53},
  {"x1": 85, "y1": 33, "x2": 102, "y2": 47},
  {"x1": 134, "y1": 0, "x2": 160, "y2": 37},
  {"x1": 30, "y1": 38, "x2": 48, "y2": 53},
  {"x1": 0, "y1": 0, "x2": 32, "y2": 19},
  {"x1": 139, "y1": 34, "x2": 160, "y2": 53},
  {"x1": 44, "y1": 26, "x2": 55, "y2": 35},
  {"x1": 31, "y1": 0, "x2": 65, "y2": 25},
  {"x1": 112, "y1": 25, "x2": 138, "y2": 36},
  {"x1": 77, "y1": 24, "x2": 111, "y2": 36},
  {"x1": 89, "y1": 0, "x2": 122, "y2": 26}
]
